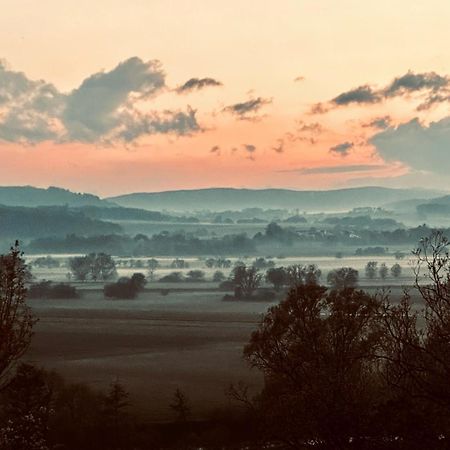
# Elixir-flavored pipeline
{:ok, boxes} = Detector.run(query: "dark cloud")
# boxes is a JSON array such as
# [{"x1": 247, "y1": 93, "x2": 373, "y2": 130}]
[
  {"x1": 384, "y1": 71, "x2": 449, "y2": 97},
  {"x1": 363, "y1": 116, "x2": 392, "y2": 130},
  {"x1": 280, "y1": 164, "x2": 386, "y2": 175},
  {"x1": 243, "y1": 144, "x2": 256, "y2": 153},
  {"x1": 224, "y1": 97, "x2": 271, "y2": 120},
  {"x1": 329, "y1": 141, "x2": 354, "y2": 157},
  {"x1": 0, "y1": 57, "x2": 201, "y2": 144},
  {"x1": 370, "y1": 117, "x2": 450, "y2": 174},
  {"x1": 332, "y1": 85, "x2": 381, "y2": 106},
  {"x1": 314, "y1": 71, "x2": 450, "y2": 114},
  {"x1": 176, "y1": 77, "x2": 222, "y2": 94}
]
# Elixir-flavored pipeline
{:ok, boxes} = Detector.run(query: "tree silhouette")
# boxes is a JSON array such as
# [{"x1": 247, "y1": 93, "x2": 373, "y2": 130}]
[{"x1": 0, "y1": 242, "x2": 35, "y2": 386}]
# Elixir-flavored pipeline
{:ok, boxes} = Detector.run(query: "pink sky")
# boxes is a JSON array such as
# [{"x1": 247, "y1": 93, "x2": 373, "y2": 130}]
[{"x1": 1, "y1": 0, "x2": 450, "y2": 195}]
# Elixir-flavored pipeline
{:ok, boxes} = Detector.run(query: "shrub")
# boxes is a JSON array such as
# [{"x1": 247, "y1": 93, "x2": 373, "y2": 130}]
[
  {"x1": 158, "y1": 272, "x2": 184, "y2": 283},
  {"x1": 28, "y1": 281, "x2": 78, "y2": 299},
  {"x1": 104, "y1": 273, "x2": 146, "y2": 299},
  {"x1": 185, "y1": 270, "x2": 206, "y2": 282},
  {"x1": 212, "y1": 271, "x2": 226, "y2": 282}
]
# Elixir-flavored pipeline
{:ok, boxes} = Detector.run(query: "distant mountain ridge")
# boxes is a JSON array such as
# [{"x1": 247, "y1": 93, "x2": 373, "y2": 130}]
[
  {"x1": 107, "y1": 187, "x2": 443, "y2": 212},
  {"x1": 0, "y1": 186, "x2": 112, "y2": 207}
]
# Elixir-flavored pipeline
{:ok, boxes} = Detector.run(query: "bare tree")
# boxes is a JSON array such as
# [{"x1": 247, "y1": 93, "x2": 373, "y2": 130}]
[
  {"x1": 0, "y1": 242, "x2": 36, "y2": 386},
  {"x1": 382, "y1": 230, "x2": 450, "y2": 410},
  {"x1": 170, "y1": 388, "x2": 190, "y2": 422}
]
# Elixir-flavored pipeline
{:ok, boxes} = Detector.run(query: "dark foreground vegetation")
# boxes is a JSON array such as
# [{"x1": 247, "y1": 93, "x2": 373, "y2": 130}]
[{"x1": 2, "y1": 232, "x2": 450, "y2": 449}]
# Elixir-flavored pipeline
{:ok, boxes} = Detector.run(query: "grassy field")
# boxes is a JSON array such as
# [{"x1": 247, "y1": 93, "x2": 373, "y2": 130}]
[{"x1": 24, "y1": 255, "x2": 419, "y2": 421}]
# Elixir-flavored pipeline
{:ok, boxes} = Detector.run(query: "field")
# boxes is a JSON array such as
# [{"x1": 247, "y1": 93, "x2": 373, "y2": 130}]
[{"x1": 25, "y1": 255, "x2": 418, "y2": 421}]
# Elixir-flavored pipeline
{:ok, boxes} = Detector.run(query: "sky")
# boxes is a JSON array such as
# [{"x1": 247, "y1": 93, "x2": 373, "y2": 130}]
[{"x1": 1, "y1": 0, "x2": 450, "y2": 196}]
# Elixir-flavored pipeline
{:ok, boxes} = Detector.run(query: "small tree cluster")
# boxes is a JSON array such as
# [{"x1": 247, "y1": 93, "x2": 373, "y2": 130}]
[
  {"x1": 204, "y1": 258, "x2": 232, "y2": 269},
  {"x1": 32, "y1": 256, "x2": 60, "y2": 269},
  {"x1": 69, "y1": 253, "x2": 117, "y2": 282},
  {"x1": 104, "y1": 273, "x2": 146, "y2": 299}
]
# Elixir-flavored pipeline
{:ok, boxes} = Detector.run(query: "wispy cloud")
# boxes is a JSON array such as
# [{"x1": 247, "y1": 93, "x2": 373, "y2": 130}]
[
  {"x1": 312, "y1": 70, "x2": 450, "y2": 113},
  {"x1": 362, "y1": 116, "x2": 392, "y2": 130},
  {"x1": 176, "y1": 77, "x2": 222, "y2": 94},
  {"x1": 329, "y1": 141, "x2": 354, "y2": 157},
  {"x1": 223, "y1": 97, "x2": 272, "y2": 120}
]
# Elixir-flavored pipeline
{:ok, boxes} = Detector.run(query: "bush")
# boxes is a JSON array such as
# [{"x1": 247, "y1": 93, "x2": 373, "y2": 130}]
[
  {"x1": 158, "y1": 272, "x2": 184, "y2": 283},
  {"x1": 185, "y1": 270, "x2": 206, "y2": 282},
  {"x1": 212, "y1": 271, "x2": 226, "y2": 282},
  {"x1": 28, "y1": 281, "x2": 79, "y2": 299},
  {"x1": 104, "y1": 273, "x2": 146, "y2": 299}
]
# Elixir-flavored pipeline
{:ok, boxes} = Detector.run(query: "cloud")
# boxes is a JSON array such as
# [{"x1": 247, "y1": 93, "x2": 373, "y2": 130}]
[
  {"x1": 0, "y1": 61, "x2": 65, "y2": 143},
  {"x1": 176, "y1": 77, "x2": 222, "y2": 94},
  {"x1": 314, "y1": 70, "x2": 450, "y2": 113},
  {"x1": 363, "y1": 116, "x2": 392, "y2": 130},
  {"x1": 333, "y1": 85, "x2": 381, "y2": 106},
  {"x1": 370, "y1": 116, "x2": 450, "y2": 174},
  {"x1": 279, "y1": 164, "x2": 386, "y2": 175},
  {"x1": 294, "y1": 75, "x2": 305, "y2": 82},
  {"x1": 210, "y1": 145, "x2": 221, "y2": 156},
  {"x1": 116, "y1": 107, "x2": 200, "y2": 142},
  {"x1": 384, "y1": 71, "x2": 449, "y2": 97},
  {"x1": 223, "y1": 97, "x2": 271, "y2": 120},
  {"x1": 0, "y1": 57, "x2": 201, "y2": 144},
  {"x1": 243, "y1": 143, "x2": 257, "y2": 160},
  {"x1": 329, "y1": 141, "x2": 354, "y2": 157}
]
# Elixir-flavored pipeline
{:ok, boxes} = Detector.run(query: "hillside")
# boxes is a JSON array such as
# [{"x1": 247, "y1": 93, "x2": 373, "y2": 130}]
[
  {"x1": 108, "y1": 187, "x2": 441, "y2": 212},
  {"x1": 0, "y1": 186, "x2": 113, "y2": 207},
  {"x1": 0, "y1": 205, "x2": 122, "y2": 240}
]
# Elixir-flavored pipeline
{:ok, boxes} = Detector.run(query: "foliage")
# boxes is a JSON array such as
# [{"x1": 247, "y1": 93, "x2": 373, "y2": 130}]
[
  {"x1": 0, "y1": 243, "x2": 35, "y2": 385},
  {"x1": 185, "y1": 270, "x2": 205, "y2": 282},
  {"x1": 28, "y1": 281, "x2": 78, "y2": 299},
  {"x1": 230, "y1": 265, "x2": 262, "y2": 299},
  {"x1": 158, "y1": 272, "x2": 184, "y2": 283},
  {"x1": 104, "y1": 273, "x2": 146, "y2": 299},
  {"x1": 69, "y1": 253, "x2": 117, "y2": 282},
  {"x1": 244, "y1": 284, "x2": 383, "y2": 448},
  {"x1": 32, "y1": 256, "x2": 60, "y2": 269},
  {"x1": 365, "y1": 261, "x2": 378, "y2": 279},
  {"x1": 212, "y1": 270, "x2": 225, "y2": 282},
  {"x1": 390, "y1": 263, "x2": 402, "y2": 278},
  {"x1": 326, "y1": 267, "x2": 359, "y2": 290},
  {"x1": 379, "y1": 262, "x2": 388, "y2": 279},
  {"x1": 0, "y1": 364, "x2": 51, "y2": 450}
]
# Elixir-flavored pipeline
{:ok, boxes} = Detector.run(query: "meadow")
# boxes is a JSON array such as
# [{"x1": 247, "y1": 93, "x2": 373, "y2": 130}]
[{"x1": 25, "y1": 254, "x2": 417, "y2": 421}]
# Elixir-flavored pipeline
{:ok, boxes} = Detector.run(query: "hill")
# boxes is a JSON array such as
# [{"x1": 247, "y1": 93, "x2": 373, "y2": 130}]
[
  {"x1": 0, "y1": 186, "x2": 112, "y2": 207},
  {"x1": 0, "y1": 205, "x2": 122, "y2": 241},
  {"x1": 107, "y1": 187, "x2": 441, "y2": 212}
]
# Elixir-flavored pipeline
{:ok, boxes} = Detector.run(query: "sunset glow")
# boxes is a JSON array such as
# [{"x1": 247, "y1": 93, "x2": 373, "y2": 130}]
[{"x1": 1, "y1": 0, "x2": 450, "y2": 194}]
